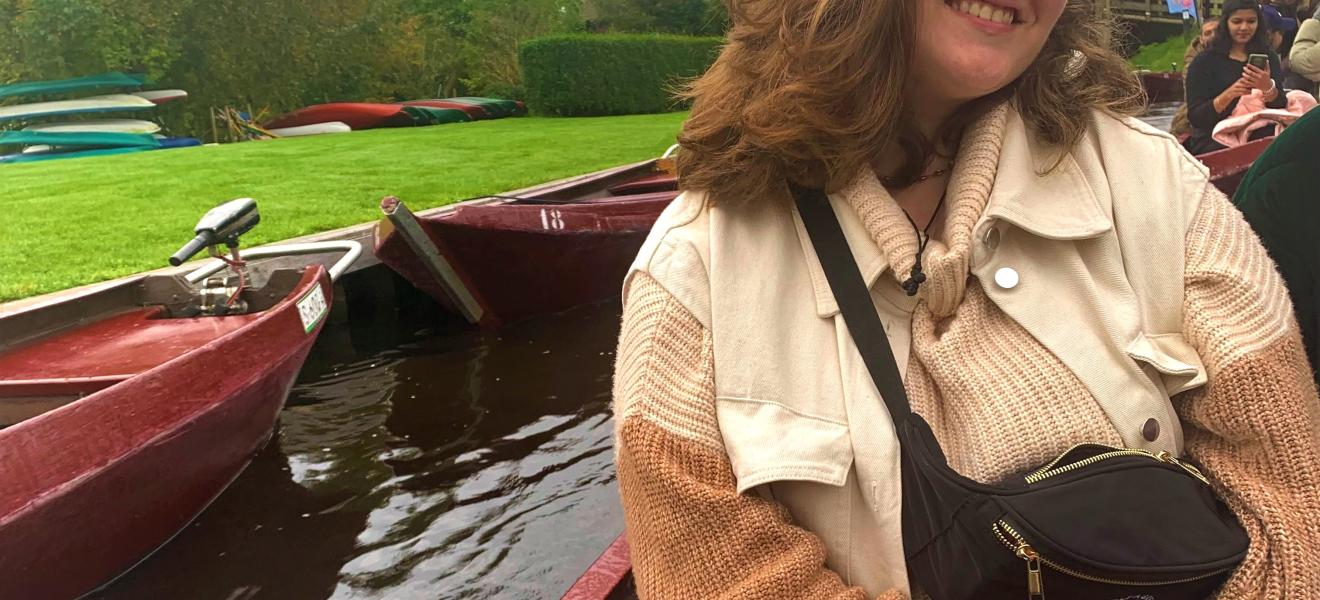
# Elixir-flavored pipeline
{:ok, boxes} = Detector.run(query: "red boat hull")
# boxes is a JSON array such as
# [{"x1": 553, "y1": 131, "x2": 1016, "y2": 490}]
[
  {"x1": 1141, "y1": 71, "x2": 1184, "y2": 104},
  {"x1": 1199, "y1": 136, "x2": 1272, "y2": 197},
  {"x1": 0, "y1": 268, "x2": 330, "y2": 599},
  {"x1": 376, "y1": 190, "x2": 676, "y2": 326},
  {"x1": 264, "y1": 103, "x2": 415, "y2": 130}
]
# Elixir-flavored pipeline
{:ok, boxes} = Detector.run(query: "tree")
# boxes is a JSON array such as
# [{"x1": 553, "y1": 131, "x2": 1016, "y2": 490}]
[
  {"x1": 585, "y1": 0, "x2": 727, "y2": 35},
  {"x1": 458, "y1": 0, "x2": 581, "y2": 97}
]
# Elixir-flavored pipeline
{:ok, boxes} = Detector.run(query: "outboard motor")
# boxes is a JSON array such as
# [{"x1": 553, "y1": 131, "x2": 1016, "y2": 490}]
[
  {"x1": 169, "y1": 198, "x2": 261, "y2": 316},
  {"x1": 169, "y1": 198, "x2": 260, "y2": 266},
  {"x1": 165, "y1": 197, "x2": 361, "y2": 318}
]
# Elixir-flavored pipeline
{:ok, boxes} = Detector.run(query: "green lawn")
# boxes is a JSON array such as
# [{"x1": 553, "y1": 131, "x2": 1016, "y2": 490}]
[
  {"x1": 0, "y1": 112, "x2": 689, "y2": 302},
  {"x1": 1131, "y1": 34, "x2": 1194, "y2": 72}
]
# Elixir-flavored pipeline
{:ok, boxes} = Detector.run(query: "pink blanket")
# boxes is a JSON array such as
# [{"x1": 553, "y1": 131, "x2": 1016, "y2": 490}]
[{"x1": 1212, "y1": 89, "x2": 1317, "y2": 147}]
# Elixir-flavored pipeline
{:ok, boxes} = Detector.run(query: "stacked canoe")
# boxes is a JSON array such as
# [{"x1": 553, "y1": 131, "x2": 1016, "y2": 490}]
[
  {"x1": 262, "y1": 96, "x2": 526, "y2": 134},
  {"x1": 0, "y1": 72, "x2": 197, "y2": 164}
]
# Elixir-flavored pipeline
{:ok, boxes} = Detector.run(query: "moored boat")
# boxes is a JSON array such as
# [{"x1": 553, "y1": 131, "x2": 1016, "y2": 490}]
[
  {"x1": 1139, "y1": 71, "x2": 1184, "y2": 104},
  {"x1": 562, "y1": 534, "x2": 635, "y2": 600},
  {"x1": 0, "y1": 200, "x2": 360, "y2": 599},
  {"x1": 374, "y1": 148, "x2": 680, "y2": 327},
  {"x1": 1200, "y1": 136, "x2": 1273, "y2": 196}
]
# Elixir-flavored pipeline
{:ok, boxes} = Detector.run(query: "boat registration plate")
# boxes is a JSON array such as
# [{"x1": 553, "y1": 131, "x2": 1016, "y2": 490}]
[{"x1": 297, "y1": 285, "x2": 328, "y2": 333}]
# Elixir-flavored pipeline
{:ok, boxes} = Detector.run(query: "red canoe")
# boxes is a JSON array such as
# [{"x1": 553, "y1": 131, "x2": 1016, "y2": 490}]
[
  {"x1": 264, "y1": 102, "x2": 417, "y2": 130},
  {"x1": 400, "y1": 99, "x2": 489, "y2": 120},
  {"x1": 375, "y1": 158, "x2": 680, "y2": 327},
  {"x1": 0, "y1": 230, "x2": 358, "y2": 597}
]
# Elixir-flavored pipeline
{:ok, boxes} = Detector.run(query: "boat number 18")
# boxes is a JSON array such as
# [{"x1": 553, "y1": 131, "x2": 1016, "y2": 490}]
[{"x1": 540, "y1": 208, "x2": 565, "y2": 231}]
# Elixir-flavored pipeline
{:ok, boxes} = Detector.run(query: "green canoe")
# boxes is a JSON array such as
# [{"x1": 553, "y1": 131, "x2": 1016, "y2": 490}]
[
  {"x1": 0, "y1": 146, "x2": 153, "y2": 164},
  {"x1": 402, "y1": 106, "x2": 472, "y2": 125},
  {"x1": 447, "y1": 97, "x2": 527, "y2": 118},
  {"x1": 0, "y1": 72, "x2": 146, "y2": 100},
  {"x1": 0, "y1": 130, "x2": 161, "y2": 149}
]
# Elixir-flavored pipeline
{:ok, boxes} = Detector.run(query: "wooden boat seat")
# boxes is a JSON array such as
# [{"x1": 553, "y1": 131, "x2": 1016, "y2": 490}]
[{"x1": 0, "y1": 307, "x2": 260, "y2": 398}]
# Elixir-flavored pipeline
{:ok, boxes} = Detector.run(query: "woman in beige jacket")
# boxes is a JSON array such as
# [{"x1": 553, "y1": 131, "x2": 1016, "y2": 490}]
[{"x1": 614, "y1": 1, "x2": 1320, "y2": 598}]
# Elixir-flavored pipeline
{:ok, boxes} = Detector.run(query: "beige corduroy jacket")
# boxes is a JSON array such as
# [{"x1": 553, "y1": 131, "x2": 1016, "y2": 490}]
[{"x1": 624, "y1": 106, "x2": 1226, "y2": 597}]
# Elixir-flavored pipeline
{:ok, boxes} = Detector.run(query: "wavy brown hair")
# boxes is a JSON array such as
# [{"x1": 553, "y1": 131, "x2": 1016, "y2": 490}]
[{"x1": 676, "y1": 0, "x2": 1145, "y2": 202}]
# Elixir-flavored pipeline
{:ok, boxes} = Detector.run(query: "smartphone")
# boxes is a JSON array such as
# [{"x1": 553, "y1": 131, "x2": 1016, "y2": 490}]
[{"x1": 1248, "y1": 53, "x2": 1269, "y2": 69}]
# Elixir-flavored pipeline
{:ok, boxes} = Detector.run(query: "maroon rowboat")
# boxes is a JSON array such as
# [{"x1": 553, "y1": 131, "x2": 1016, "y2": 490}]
[
  {"x1": 1140, "y1": 71, "x2": 1184, "y2": 105},
  {"x1": 0, "y1": 200, "x2": 359, "y2": 598},
  {"x1": 1200, "y1": 136, "x2": 1274, "y2": 197},
  {"x1": 375, "y1": 152, "x2": 681, "y2": 327}
]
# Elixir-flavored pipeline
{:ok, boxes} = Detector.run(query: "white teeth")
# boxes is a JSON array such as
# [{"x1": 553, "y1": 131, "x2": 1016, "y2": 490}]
[{"x1": 950, "y1": 0, "x2": 1016, "y2": 24}]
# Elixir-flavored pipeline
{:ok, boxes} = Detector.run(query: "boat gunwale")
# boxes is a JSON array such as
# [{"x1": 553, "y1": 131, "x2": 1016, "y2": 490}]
[{"x1": 0, "y1": 266, "x2": 328, "y2": 522}]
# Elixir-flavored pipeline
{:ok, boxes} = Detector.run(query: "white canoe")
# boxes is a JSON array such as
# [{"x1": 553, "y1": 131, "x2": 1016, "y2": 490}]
[
  {"x1": 131, "y1": 90, "x2": 188, "y2": 105},
  {"x1": 0, "y1": 94, "x2": 155, "y2": 122},
  {"x1": 268, "y1": 121, "x2": 352, "y2": 137},
  {"x1": 25, "y1": 119, "x2": 162, "y2": 135}
]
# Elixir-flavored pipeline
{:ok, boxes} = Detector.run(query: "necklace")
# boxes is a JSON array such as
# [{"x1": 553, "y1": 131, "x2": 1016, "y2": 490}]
[
  {"x1": 880, "y1": 159, "x2": 954, "y2": 188},
  {"x1": 897, "y1": 192, "x2": 949, "y2": 297}
]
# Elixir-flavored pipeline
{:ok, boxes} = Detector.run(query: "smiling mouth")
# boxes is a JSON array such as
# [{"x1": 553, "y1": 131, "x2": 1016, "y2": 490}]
[{"x1": 946, "y1": 0, "x2": 1020, "y2": 25}]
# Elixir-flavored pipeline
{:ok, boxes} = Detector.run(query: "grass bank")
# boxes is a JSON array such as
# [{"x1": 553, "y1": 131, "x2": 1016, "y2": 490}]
[
  {"x1": 1131, "y1": 33, "x2": 1194, "y2": 72},
  {"x1": 0, "y1": 112, "x2": 689, "y2": 301}
]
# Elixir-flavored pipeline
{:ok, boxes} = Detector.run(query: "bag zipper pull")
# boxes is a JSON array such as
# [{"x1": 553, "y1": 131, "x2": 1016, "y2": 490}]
[
  {"x1": 1156, "y1": 451, "x2": 1211, "y2": 485},
  {"x1": 1016, "y1": 543, "x2": 1045, "y2": 599}
]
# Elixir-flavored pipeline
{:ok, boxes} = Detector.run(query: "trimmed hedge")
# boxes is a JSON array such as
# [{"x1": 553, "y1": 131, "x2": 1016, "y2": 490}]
[{"x1": 520, "y1": 34, "x2": 722, "y2": 116}]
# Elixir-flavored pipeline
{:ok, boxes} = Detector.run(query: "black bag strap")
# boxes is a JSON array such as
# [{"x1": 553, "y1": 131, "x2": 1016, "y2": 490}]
[{"x1": 790, "y1": 183, "x2": 912, "y2": 425}]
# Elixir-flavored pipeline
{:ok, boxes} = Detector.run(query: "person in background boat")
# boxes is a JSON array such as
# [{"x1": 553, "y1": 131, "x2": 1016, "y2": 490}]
[
  {"x1": 1171, "y1": 18, "x2": 1220, "y2": 138},
  {"x1": 1289, "y1": 6, "x2": 1320, "y2": 94},
  {"x1": 1184, "y1": 0, "x2": 1287, "y2": 154},
  {"x1": 613, "y1": 0, "x2": 1320, "y2": 599},
  {"x1": 1266, "y1": 0, "x2": 1305, "y2": 54}
]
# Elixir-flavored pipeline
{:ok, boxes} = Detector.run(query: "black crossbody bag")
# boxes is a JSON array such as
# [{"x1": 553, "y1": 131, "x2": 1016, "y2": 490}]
[{"x1": 791, "y1": 184, "x2": 1249, "y2": 600}]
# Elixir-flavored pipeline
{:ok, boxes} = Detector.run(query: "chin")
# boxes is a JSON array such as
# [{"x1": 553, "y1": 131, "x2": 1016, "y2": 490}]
[{"x1": 937, "y1": 55, "x2": 1022, "y2": 100}]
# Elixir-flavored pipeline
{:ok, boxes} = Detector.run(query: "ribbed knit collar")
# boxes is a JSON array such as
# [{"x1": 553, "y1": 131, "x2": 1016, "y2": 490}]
[{"x1": 841, "y1": 102, "x2": 1008, "y2": 317}]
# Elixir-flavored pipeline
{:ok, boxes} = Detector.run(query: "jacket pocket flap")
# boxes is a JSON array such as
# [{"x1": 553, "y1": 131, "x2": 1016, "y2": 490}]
[
  {"x1": 715, "y1": 396, "x2": 854, "y2": 494},
  {"x1": 1126, "y1": 332, "x2": 1207, "y2": 396}
]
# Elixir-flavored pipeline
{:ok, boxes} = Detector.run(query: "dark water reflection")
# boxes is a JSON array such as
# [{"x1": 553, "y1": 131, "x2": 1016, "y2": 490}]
[
  {"x1": 1139, "y1": 101, "x2": 1181, "y2": 133},
  {"x1": 94, "y1": 282, "x2": 624, "y2": 600}
]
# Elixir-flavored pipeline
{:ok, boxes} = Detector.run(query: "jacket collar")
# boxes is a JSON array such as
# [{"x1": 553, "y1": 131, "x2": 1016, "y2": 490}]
[{"x1": 796, "y1": 104, "x2": 1114, "y2": 318}]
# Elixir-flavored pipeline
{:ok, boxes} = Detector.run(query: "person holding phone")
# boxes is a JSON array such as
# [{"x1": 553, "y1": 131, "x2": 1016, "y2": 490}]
[{"x1": 1184, "y1": 0, "x2": 1287, "y2": 154}]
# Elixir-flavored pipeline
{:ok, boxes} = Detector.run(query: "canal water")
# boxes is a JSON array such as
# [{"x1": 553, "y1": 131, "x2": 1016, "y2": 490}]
[
  {"x1": 93, "y1": 274, "x2": 625, "y2": 600},
  {"x1": 93, "y1": 101, "x2": 1183, "y2": 600}
]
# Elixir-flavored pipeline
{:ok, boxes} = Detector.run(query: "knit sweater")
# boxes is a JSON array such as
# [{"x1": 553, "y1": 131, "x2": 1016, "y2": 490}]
[{"x1": 613, "y1": 132, "x2": 1320, "y2": 599}]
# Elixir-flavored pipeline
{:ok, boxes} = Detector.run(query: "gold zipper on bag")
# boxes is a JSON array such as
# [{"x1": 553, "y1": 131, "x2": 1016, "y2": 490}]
[
  {"x1": 1023, "y1": 445, "x2": 1211, "y2": 485},
  {"x1": 991, "y1": 519, "x2": 1232, "y2": 599}
]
